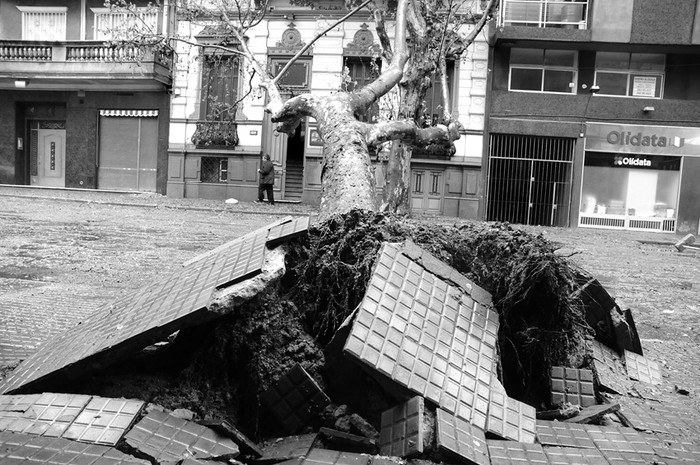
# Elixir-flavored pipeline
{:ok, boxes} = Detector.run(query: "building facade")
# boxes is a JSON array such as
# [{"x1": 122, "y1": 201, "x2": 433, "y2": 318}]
[
  {"x1": 167, "y1": 0, "x2": 490, "y2": 218},
  {"x1": 0, "y1": 0, "x2": 173, "y2": 193},
  {"x1": 486, "y1": 0, "x2": 700, "y2": 234}
]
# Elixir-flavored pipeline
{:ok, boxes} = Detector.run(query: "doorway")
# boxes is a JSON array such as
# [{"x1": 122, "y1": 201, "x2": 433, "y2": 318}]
[{"x1": 30, "y1": 127, "x2": 66, "y2": 188}]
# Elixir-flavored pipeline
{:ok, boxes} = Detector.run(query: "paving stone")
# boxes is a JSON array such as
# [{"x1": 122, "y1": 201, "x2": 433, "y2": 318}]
[
  {"x1": 0, "y1": 394, "x2": 42, "y2": 413},
  {"x1": 590, "y1": 341, "x2": 631, "y2": 395},
  {"x1": 62, "y1": 396, "x2": 144, "y2": 446},
  {"x1": 379, "y1": 395, "x2": 424, "y2": 457},
  {"x1": 256, "y1": 433, "x2": 317, "y2": 464},
  {"x1": 262, "y1": 364, "x2": 331, "y2": 434},
  {"x1": 344, "y1": 242, "x2": 498, "y2": 429},
  {"x1": 0, "y1": 221, "x2": 290, "y2": 395},
  {"x1": 300, "y1": 448, "x2": 371, "y2": 465},
  {"x1": 586, "y1": 425, "x2": 655, "y2": 455},
  {"x1": 0, "y1": 431, "x2": 149, "y2": 464},
  {"x1": 485, "y1": 379, "x2": 536, "y2": 443},
  {"x1": 543, "y1": 446, "x2": 608, "y2": 464},
  {"x1": 0, "y1": 392, "x2": 91, "y2": 438},
  {"x1": 486, "y1": 440, "x2": 548, "y2": 464},
  {"x1": 550, "y1": 366, "x2": 596, "y2": 408},
  {"x1": 124, "y1": 410, "x2": 239, "y2": 463},
  {"x1": 535, "y1": 420, "x2": 597, "y2": 449},
  {"x1": 624, "y1": 350, "x2": 663, "y2": 385},
  {"x1": 435, "y1": 408, "x2": 489, "y2": 465}
]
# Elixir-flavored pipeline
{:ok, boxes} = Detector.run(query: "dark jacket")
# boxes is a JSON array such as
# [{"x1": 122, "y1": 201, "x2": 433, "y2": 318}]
[{"x1": 260, "y1": 159, "x2": 275, "y2": 185}]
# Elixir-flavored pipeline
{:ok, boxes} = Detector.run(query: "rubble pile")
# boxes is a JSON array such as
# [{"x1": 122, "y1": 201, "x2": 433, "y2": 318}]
[{"x1": 0, "y1": 212, "x2": 699, "y2": 464}]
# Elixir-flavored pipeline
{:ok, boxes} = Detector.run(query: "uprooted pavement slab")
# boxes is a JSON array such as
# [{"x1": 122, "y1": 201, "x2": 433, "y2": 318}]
[{"x1": 0, "y1": 211, "x2": 698, "y2": 464}]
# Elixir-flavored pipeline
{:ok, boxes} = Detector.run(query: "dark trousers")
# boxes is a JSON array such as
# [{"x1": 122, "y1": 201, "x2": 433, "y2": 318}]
[{"x1": 258, "y1": 183, "x2": 274, "y2": 204}]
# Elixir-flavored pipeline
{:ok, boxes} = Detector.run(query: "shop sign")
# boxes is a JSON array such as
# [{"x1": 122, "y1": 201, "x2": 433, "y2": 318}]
[
  {"x1": 613, "y1": 155, "x2": 652, "y2": 167},
  {"x1": 585, "y1": 123, "x2": 700, "y2": 157}
]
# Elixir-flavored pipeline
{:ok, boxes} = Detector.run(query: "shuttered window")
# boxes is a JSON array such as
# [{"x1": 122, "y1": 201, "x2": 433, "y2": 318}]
[{"x1": 201, "y1": 55, "x2": 240, "y2": 120}]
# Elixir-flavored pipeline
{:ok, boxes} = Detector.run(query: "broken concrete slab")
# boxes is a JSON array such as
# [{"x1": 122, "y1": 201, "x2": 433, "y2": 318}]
[
  {"x1": 262, "y1": 363, "x2": 331, "y2": 434},
  {"x1": 485, "y1": 379, "x2": 536, "y2": 443},
  {"x1": 624, "y1": 350, "x2": 663, "y2": 385},
  {"x1": 255, "y1": 433, "x2": 317, "y2": 465},
  {"x1": 62, "y1": 396, "x2": 145, "y2": 446},
  {"x1": 200, "y1": 418, "x2": 264, "y2": 458},
  {"x1": 536, "y1": 420, "x2": 597, "y2": 449},
  {"x1": 550, "y1": 366, "x2": 596, "y2": 408},
  {"x1": 124, "y1": 410, "x2": 239, "y2": 463},
  {"x1": 590, "y1": 341, "x2": 631, "y2": 395},
  {"x1": 542, "y1": 446, "x2": 608, "y2": 465},
  {"x1": 562, "y1": 402, "x2": 620, "y2": 424},
  {"x1": 314, "y1": 427, "x2": 377, "y2": 455},
  {"x1": 0, "y1": 219, "x2": 310, "y2": 395},
  {"x1": 486, "y1": 440, "x2": 547, "y2": 464},
  {"x1": 586, "y1": 425, "x2": 656, "y2": 455},
  {"x1": 435, "y1": 408, "x2": 489, "y2": 465},
  {"x1": 0, "y1": 392, "x2": 92, "y2": 438},
  {"x1": 0, "y1": 430, "x2": 150, "y2": 464},
  {"x1": 379, "y1": 395, "x2": 425, "y2": 458},
  {"x1": 343, "y1": 242, "x2": 499, "y2": 429}
]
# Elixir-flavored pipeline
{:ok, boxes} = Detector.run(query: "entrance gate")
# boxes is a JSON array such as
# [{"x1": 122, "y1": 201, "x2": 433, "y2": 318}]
[{"x1": 487, "y1": 134, "x2": 574, "y2": 226}]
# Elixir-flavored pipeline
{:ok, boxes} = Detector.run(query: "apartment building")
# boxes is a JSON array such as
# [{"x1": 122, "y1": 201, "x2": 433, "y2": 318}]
[
  {"x1": 0, "y1": 0, "x2": 173, "y2": 193},
  {"x1": 167, "y1": 0, "x2": 490, "y2": 218},
  {"x1": 485, "y1": 0, "x2": 700, "y2": 234}
]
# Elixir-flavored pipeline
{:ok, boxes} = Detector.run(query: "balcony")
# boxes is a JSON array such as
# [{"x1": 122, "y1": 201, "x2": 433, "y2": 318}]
[
  {"x1": 500, "y1": 0, "x2": 589, "y2": 29},
  {"x1": 0, "y1": 40, "x2": 172, "y2": 91}
]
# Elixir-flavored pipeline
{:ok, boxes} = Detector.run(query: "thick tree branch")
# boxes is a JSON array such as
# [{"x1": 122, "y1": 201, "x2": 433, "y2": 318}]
[
  {"x1": 355, "y1": 0, "x2": 410, "y2": 109},
  {"x1": 366, "y1": 119, "x2": 461, "y2": 146},
  {"x1": 372, "y1": 7, "x2": 393, "y2": 62}
]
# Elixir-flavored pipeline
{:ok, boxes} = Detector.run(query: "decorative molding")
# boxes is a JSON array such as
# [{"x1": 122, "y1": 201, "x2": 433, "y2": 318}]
[
  {"x1": 344, "y1": 23, "x2": 380, "y2": 57},
  {"x1": 269, "y1": 22, "x2": 309, "y2": 55}
]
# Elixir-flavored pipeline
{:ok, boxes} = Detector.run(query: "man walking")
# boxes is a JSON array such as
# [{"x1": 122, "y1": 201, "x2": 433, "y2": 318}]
[{"x1": 257, "y1": 154, "x2": 275, "y2": 205}]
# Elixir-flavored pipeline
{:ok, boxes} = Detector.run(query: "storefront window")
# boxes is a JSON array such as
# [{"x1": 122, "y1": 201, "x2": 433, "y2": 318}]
[{"x1": 580, "y1": 153, "x2": 680, "y2": 219}]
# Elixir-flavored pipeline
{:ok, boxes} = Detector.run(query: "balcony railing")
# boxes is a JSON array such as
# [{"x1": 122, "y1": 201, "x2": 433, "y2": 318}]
[
  {"x1": 0, "y1": 40, "x2": 170, "y2": 64},
  {"x1": 500, "y1": 0, "x2": 589, "y2": 29}
]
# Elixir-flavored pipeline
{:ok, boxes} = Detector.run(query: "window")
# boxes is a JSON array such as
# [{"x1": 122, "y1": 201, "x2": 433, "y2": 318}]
[
  {"x1": 17, "y1": 6, "x2": 67, "y2": 41},
  {"x1": 501, "y1": 0, "x2": 589, "y2": 29},
  {"x1": 594, "y1": 52, "x2": 665, "y2": 98},
  {"x1": 92, "y1": 7, "x2": 158, "y2": 40},
  {"x1": 342, "y1": 57, "x2": 381, "y2": 122},
  {"x1": 201, "y1": 157, "x2": 228, "y2": 183},
  {"x1": 510, "y1": 48, "x2": 577, "y2": 93},
  {"x1": 413, "y1": 171, "x2": 424, "y2": 194},
  {"x1": 201, "y1": 54, "x2": 240, "y2": 120}
]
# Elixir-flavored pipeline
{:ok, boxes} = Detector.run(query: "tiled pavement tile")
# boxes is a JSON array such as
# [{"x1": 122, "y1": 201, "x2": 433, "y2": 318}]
[
  {"x1": 648, "y1": 433, "x2": 700, "y2": 462},
  {"x1": 124, "y1": 410, "x2": 239, "y2": 462},
  {"x1": 0, "y1": 392, "x2": 91, "y2": 438},
  {"x1": 486, "y1": 379, "x2": 536, "y2": 443},
  {"x1": 300, "y1": 448, "x2": 371, "y2": 465},
  {"x1": 344, "y1": 242, "x2": 498, "y2": 429},
  {"x1": 266, "y1": 216, "x2": 311, "y2": 247},
  {"x1": 262, "y1": 364, "x2": 331, "y2": 434},
  {"x1": 486, "y1": 440, "x2": 548, "y2": 464},
  {"x1": 256, "y1": 433, "x2": 317, "y2": 464},
  {"x1": 543, "y1": 446, "x2": 608, "y2": 464},
  {"x1": 590, "y1": 341, "x2": 631, "y2": 395},
  {"x1": 0, "y1": 431, "x2": 150, "y2": 464},
  {"x1": 586, "y1": 425, "x2": 655, "y2": 455},
  {"x1": 0, "y1": 220, "x2": 299, "y2": 395},
  {"x1": 379, "y1": 395, "x2": 424, "y2": 457},
  {"x1": 624, "y1": 350, "x2": 663, "y2": 385},
  {"x1": 435, "y1": 408, "x2": 489, "y2": 465},
  {"x1": 62, "y1": 396, "x2": 144, "y2": 446},
  {"x1": 617, "y1": 397, "x2": 671, "y2": 434},
  {"x1": 598, "y1": 449, "x2": 665, "y2": 464},
  {"x1": 535, "y1": 420, "x2": 597, "y2": 449},
  {"x1": 550, "y1": 366, "x2": 596, "y2": 408},
  {"x1": 0, "y1": 394, "x2": 42, "y2": 413}
]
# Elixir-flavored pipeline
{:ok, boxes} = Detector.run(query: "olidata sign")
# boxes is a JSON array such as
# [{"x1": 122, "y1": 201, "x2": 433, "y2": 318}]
[{"x1": 585, "y1": 123, "x2": 700, "y2": 157}]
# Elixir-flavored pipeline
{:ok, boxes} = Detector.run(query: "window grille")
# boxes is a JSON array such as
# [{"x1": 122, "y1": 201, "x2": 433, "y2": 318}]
[
  {"x1": 17, "y1": 6, "x2": 67, "y2": 41},
  {"x1": 201, "y1": 157, "x2": 228, "y2": 183},
  {"x1": 500, "y1": 0, "x2": 589, "y2": 29}
]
